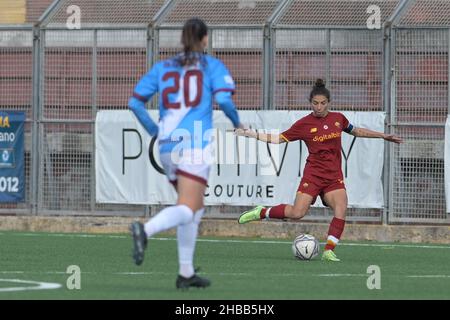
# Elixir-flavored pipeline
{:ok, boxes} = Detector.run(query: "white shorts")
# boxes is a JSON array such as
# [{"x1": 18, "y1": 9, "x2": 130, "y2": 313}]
[{"x1": 159, "y1": 146, "x2": 213, "y2": 187}]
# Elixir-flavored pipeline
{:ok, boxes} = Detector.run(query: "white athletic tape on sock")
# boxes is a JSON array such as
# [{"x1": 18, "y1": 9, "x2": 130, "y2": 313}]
[
  {"x1": 265, "y1": 207, "x2": 271, "y2": 220},
  {"x1": 327, "y1": 235, "x2": 340, "y2": 245}
]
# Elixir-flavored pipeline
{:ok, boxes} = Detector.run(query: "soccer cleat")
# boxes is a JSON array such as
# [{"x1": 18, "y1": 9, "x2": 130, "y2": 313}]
[
  {"x1": 176, "y1": 274, "x2": 211, "y2": 290},
  {"x1": 130, "y1": 221, "x2": 148, "y2": 266},
  {"x1": 238, "y1": 206, "x2": 264, "y2": 224},
  {"x1": 322, "y1": 249, "x2": 340, "y2": 262}
]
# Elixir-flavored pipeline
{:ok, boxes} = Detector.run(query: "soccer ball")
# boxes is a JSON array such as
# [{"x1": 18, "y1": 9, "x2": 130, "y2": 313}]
[{"x1": 292, "y1": 234, "x2": 320, "y2": 260}]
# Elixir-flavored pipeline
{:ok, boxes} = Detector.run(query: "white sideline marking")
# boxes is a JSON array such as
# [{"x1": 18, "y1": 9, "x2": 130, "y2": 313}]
[
  {"x1": 17, "y1": 233, "x2": 127, "y2": 239},
  {"x1": 316, "y1": 274, "x2": 367, "y2": 277},
  {"x1": 156, "y1": 237, "x2": 450, "y2": 250},
  {"x1": 406, "y1": 275, "x2": 450, "y2": 278},
  {"x1": 1, "y1": 271, "x2": 450, "y2": 280},
  {"x1": 0, "y1": 279, "x2": 61, "y2": 292},
  {"x1": 115, "y1": 272, "x2": 156, "y2": 275},
  {"x1": 0, "y1": 271, "x2": 94, "y2": 275},
  {"x1": 114, "y1": 272, "x2": 450, "y2": 279},
  {"x1": 2, "y1": 232, "x2": 450, "y2": 250}
]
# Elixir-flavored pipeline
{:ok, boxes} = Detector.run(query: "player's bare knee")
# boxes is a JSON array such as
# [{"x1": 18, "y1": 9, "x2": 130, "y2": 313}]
[
  {"x1": 291, "y1": 207, "x2": 308, "y2": 219},
  {"x1": 334, "y1": 207, "x2": 347, "y2": 220}
]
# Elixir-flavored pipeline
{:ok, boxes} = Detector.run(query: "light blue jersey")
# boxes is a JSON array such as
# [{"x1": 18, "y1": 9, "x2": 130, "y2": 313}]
[{"x1": 129, "y1": 53, "x2": 240, "y2": 154}]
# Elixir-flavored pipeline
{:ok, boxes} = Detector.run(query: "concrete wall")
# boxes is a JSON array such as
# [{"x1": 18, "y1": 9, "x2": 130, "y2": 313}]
[{"x1": 0, "y1": 216, "x2": 449, "y2": 244}]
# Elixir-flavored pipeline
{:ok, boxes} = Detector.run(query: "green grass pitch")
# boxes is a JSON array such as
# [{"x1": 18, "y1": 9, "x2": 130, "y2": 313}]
[{"x1": 0, "y1": 231, "x2": 449, "y2": 300}]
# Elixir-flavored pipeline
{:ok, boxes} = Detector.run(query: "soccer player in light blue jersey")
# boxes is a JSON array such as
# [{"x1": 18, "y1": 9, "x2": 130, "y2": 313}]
[{"x1": 129, "y1": 18, "x2": 243, "y2": 289}]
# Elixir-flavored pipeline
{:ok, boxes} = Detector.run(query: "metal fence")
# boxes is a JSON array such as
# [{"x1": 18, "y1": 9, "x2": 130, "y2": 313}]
[
  {"x1": 389, "y1": 0, "x2": 448, "y2": 222},
  {"x1": 0, "y1": 0, "x2": 448, "y2": 224}
]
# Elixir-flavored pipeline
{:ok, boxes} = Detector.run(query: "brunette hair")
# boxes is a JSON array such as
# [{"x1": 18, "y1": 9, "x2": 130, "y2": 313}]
[
  {"x1": 178, "y1": 18, "x2": 208, "y2": 66},
  {"x1": 309, "y1": 79, "x2": 330, "y2": 102}
]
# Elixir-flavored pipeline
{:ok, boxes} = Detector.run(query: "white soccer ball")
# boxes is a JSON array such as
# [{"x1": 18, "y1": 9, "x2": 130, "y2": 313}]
[{"x1": 292, "y1": 234, "x2": 320, "y2": 260}]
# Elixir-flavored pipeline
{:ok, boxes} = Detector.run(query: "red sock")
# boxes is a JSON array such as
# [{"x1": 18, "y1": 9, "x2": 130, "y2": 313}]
[
  {"x1": 260, "y1": 204, "x2": 286, "y2": 220},
  {"x1": 324, "y1": 217, "x2": 346, "y2": 251}
]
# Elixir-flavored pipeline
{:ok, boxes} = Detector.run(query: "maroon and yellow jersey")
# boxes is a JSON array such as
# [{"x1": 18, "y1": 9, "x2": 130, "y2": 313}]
[{"x1": 280, "y1": 112, "x2": 353, "y2": 181}]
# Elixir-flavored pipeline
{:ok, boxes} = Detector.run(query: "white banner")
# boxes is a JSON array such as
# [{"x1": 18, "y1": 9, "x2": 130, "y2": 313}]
[
  {"x1": 96, "y1": 110, "x2": 385, "y2": 208},
  {"x1": 445, "y1": 116, "x2": 450, "y2": 213}
]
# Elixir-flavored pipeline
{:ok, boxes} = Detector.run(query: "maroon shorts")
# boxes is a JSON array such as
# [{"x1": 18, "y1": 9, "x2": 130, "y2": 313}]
[{"x1": 297, "y1": 176, "x2": 346, "y2": 206}]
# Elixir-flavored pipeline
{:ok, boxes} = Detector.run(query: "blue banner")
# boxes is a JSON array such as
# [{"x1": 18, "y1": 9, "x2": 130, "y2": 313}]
[{"x1": 0, "y1": 111, "x2": 25, "y2": 202}]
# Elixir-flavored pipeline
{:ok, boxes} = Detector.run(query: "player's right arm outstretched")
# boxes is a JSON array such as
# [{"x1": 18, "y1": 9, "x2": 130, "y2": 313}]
[
  {"x1": 235, "y1": 112, "x2": 303, "y2": 144},
  {"x1": 234, "y1": 128, "x2": 285, "y2": 144}
]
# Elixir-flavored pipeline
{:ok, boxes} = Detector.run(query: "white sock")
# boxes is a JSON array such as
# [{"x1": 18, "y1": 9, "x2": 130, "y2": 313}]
[
  {"x1": 144, "y1": 205, "x2": 193, "y2": 238},
  {"x1": 177, "y1": 208, "x2": 204, "y2": 278}
]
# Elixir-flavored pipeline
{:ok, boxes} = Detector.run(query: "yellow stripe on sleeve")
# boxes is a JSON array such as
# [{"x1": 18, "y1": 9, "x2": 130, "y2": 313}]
[{"x1": 280, "y1": 134, "x2": 289, "y2": 142}]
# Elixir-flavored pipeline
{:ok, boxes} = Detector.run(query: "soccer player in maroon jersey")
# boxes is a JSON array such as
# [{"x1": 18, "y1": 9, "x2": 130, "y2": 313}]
[{"x1": 235, "y1": 79, "x2": 402, "y2": 261}]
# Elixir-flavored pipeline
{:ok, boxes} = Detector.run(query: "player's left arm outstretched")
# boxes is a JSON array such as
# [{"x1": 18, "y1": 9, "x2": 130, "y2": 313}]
[
  {"x1": 348, "y1": 127, "x2": 403, "y2": 144},
  {"x1": 236, "y1": 124, "x2": 403, "y2": 144}
]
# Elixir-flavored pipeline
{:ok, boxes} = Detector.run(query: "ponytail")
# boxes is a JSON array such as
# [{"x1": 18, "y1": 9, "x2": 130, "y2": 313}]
[{"x1": 178, "y1": 18, "x2": 208, "y2": 66}]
